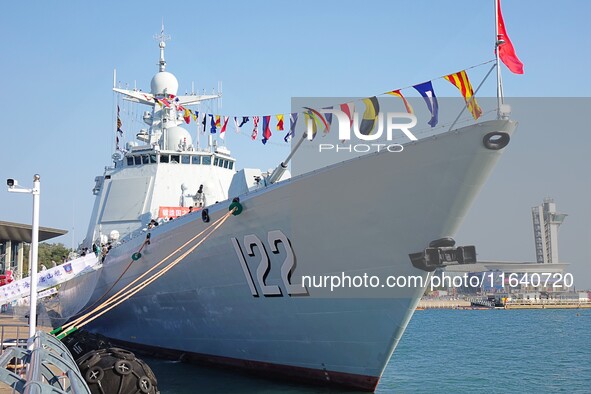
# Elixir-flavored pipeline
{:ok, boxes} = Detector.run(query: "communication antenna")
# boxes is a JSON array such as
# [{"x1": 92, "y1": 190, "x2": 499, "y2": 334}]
[
  {"x1": 154, "y1": 20, "x2": 171, "y2": 72},
  {"x1": 154, "y1": 19, "x2": 171, "y2": 43}
]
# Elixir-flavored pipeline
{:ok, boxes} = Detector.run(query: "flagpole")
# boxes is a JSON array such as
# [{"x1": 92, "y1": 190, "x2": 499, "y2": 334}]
[{"x1": 495, "y1": 0, "x2": 504, "y2": 117}]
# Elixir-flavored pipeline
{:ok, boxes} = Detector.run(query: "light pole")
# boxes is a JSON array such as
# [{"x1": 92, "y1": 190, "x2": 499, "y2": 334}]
[{"x1": 7, "y1": 175, "x2": 40, "y2": 340}]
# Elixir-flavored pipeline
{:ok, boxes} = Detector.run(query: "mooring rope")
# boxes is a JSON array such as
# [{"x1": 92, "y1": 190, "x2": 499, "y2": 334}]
[
  {"x1": 63, "y1": 212, "x2": 227, "y2": 330},
  {"x1": 55, "y1": 208, "x2": 236, "y2": 338},
  {"x1": 69, "y1": 235, "x2": 152, "y2": 320}
]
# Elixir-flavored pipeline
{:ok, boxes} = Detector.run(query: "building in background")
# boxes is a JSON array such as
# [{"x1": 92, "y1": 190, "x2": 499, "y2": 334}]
[
  {"x1": 0, "y1": 221, "x2": 67, "y2": 280},
  {"x1": 532, "y1": 198, "x2": 567, "y2": 264},
  {"x1": 444, "y1": 199, "x2": 574, "y2": 299}
]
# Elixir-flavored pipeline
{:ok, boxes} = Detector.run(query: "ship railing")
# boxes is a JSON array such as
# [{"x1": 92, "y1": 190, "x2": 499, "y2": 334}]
[
  {"x1": 0, "y1": 330, "x2": 91, "y2": 393},
  {"x1": 115, "y1": 215, "x2": 183, "y2": 246},
  {"x1": 117, "y1": 227, "x2": 149, "y2": 245}
]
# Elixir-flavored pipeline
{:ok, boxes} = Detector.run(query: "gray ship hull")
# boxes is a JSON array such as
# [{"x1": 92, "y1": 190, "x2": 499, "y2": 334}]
[{"x1": 56, "y1": 119, "x2": 516, "y2": 391}]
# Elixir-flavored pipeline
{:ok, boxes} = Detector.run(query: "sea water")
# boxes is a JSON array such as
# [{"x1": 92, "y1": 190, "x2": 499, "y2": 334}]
[{"x1": 146, "y1": 309, "x2": 591, "y2": 393}]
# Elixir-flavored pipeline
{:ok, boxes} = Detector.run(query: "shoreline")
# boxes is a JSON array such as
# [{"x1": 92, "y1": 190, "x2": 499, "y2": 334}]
[{"x1": 418, "y1": 299, "x2": 591, "y2": 310}]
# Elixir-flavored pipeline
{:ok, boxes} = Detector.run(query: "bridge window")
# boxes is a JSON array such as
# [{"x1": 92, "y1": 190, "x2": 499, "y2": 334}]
[
  {"x1": 170, "y1": 155, "x2": 180, "y2": 163},
  {"x1": 134, "y1": 156, "x2": 142, "y2": 165},
  {"x1": 181, "y1": 155, "x2": 190, "y2": 164},
  {"x1": 228, "y1": 161, "x2": 234, "y2": 170},
  {"x1": 142, "y1": 155, "x2": 150, "y2": 164},
  {"x1": 160, "y1": 155, "x2": 169, "y2": 163},
  {"x1": 150, "y1": 154, "x2": 157, "y2": 164},
  {"x1": 127, "y1": 157, "x2": 134, "y2": 166},
  {"x1": 192, "y1": 156, "x2": 201, "y2": 165},
  {"x1": 202, "y1": 156, "x2": 211, "y2": 165},
  {"x1": 214, "y1": 157, "x2": 219, "y2": 166},
  {"x1": 223, "y1": 160, "x2": 229, "y2": 169}
]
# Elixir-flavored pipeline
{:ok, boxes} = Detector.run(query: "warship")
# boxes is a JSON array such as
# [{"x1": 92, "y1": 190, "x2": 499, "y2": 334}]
[{"x1": 52, "y1": 24, "x2": 517, "y2": 391}]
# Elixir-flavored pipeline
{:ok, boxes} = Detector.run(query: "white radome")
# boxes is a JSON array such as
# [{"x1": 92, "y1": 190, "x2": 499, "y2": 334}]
[
  {"x1": 150, "y1": 71, "x2": 179, "y2": 96},
  {"x1": 164, "y1": 125, "x2": 192, "y2": 150}
]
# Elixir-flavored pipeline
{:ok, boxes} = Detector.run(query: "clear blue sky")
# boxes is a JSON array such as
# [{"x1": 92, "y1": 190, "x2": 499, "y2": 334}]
[{"x1": 1, "y1": 1, "x2": 590, "y2": 287}]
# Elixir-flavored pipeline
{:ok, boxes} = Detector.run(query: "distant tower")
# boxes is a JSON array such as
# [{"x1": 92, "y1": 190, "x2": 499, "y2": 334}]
[{"x1": 531, "y1": 198, "x2": 567, "y2": 264}]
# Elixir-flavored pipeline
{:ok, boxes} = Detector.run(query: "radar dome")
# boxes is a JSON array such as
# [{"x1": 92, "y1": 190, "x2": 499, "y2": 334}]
[
  {"x1": 164, "y1": 126, "x2": 193, "y2": 150},
  {"x1": 151, "y1": 71, "x2": 179, "y2": 96}
]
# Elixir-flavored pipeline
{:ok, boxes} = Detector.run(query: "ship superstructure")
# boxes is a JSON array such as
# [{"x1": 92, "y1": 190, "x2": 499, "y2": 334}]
[{"x1": 85, "y1": 32, "x2": 270, "y2": 248}]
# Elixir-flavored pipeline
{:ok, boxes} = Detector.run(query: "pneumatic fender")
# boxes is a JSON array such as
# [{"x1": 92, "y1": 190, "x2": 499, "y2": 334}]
[{"x1": 77, "y1": 347, "x2": 159, "y2": 394}]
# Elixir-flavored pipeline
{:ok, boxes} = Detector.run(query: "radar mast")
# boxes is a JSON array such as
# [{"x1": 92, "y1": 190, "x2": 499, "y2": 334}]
[{"x1": 154, "y1": 22, "x2": 171, "y2": 72}]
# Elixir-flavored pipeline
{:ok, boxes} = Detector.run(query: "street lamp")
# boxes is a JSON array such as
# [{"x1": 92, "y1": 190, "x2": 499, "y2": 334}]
[{"x1": 7, "y1": 174, "x2": 40, "y2": 340}]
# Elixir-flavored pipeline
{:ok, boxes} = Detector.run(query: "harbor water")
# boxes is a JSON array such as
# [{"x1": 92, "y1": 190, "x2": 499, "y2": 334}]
[{"x1": 146, "y1": 309, "x2": 591, "y2": 393}]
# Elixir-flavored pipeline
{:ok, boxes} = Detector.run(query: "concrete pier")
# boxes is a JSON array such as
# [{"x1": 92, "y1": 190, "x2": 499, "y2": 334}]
[{"x1": 417, "y1": 299, "x2": 472, "y2": 309}]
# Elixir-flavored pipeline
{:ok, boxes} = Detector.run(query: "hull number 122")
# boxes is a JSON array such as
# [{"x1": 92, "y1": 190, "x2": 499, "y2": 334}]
[{"x1": 231, "y1": 230, "x2": 308, "y2": 297}]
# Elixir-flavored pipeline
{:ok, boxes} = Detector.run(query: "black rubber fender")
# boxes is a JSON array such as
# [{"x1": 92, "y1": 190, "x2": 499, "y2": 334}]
[
  {"x1": 84, "y1": 366, "x2": 104, "y2": 383},
  {"x1": 202, "y1": 208, "x2": 210, "y2": 223},
  {"x1": 77, "y1": 347, "x2": 159, "y2": 394},
  {"x1": 78, "y1": 353, "x2": 101, "y2": 369},
  {"x1": 111, "y1": 347, "x2": 136, "y2": 361},
  {"x1": 483, "y1": 131, "x2": 510, "y2": 150},
  {"x1": 114, "y1": 359, "x2": 133, "y2": 375}
]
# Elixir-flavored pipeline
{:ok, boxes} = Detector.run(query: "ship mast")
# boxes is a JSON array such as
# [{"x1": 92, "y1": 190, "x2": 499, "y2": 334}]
[
  {"x1": 153, "y1": 23, "x2": 172, "y2": 150},
  {"x1": 155, "y1": 21, "x2": 170, "y2": 72}
]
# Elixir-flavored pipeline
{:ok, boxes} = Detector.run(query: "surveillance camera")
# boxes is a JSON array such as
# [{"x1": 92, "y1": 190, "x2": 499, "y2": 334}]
[{"x1": 6, "y1": 179, "x2": 16, "y2": 188}]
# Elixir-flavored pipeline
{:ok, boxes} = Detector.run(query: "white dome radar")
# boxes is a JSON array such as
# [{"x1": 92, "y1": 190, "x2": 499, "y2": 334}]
[
  {"x1": 163, "y1": 126, "x2": 193, "y2": 150},
  {"x1": 151, "y1": 71, "x2": 179, "y2": 96}
]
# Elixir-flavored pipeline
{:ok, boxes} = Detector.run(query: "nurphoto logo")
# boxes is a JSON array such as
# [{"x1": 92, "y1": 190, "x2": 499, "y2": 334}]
[{"x1": 306, "y1": 108, "x2": 418, "y2": 153}]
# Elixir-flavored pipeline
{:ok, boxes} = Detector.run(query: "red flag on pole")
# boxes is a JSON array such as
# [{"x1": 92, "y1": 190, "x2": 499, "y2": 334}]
[{"x1": 497, "y1": 0, "x2": 524, "y2": 74}]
